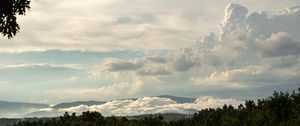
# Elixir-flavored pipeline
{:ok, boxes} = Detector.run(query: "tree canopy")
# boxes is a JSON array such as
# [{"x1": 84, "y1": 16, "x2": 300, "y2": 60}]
[{"x1": 0, "y1": 0, "x2": 30, "y2": 39}]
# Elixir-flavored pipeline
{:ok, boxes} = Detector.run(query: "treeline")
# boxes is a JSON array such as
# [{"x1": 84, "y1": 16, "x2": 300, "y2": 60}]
[{"x1": 10, "y1": 88, "x2": 300, "y2": 126}]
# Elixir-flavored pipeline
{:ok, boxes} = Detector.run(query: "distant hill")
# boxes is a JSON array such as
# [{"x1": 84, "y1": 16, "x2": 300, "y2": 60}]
[{"x1": 52, "y1": 100, "x2": 106, "y2": 109}]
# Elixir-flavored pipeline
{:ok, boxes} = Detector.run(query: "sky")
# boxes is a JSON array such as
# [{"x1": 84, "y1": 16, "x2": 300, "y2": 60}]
[{"x1": 0, "y1": 0, "x2": 300, "y2": 104}]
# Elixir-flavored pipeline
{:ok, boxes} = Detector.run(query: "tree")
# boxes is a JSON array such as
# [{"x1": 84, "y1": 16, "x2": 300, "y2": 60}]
[{"x1": 0, "y1": 0, "x2": 30, "y2": 39}]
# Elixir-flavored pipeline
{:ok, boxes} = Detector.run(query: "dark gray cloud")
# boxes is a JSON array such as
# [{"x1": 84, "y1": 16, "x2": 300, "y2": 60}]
[
  {"x1": 144, "y1": 57, "x2": 168, "y2": 64},
  {"x1": 170, "y1": 49, "x2": 201, "y2": 72},
  {"x1": 261, "y1": 32, "x2": 300, "y2": 57},
  {"x1": 137, "y1": 67, "x2": 172, "y2": 76},
  {"x1": 95, "y1": 58, "x2": 172, "y2": 77},
  {"x1": 115, "y1": 13, "x2": 156, "y2": 25},
  {"x1": 105, "y1": 61, "x2": 143, "y2": 71}
]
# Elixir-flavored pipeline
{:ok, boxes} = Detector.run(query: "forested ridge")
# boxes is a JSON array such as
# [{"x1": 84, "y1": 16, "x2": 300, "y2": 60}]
[{"x1": 9, "y1": 88, "x2": 300, "y2": 126}]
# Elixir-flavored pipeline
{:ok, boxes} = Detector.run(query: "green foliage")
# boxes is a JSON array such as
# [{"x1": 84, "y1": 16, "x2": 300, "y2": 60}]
[
  {"x1": 0, "y1": 0, "x2": 30, "y2": 39},
  {"x1": 10, "y1": 88, "x2": 300, "y2": 126}
]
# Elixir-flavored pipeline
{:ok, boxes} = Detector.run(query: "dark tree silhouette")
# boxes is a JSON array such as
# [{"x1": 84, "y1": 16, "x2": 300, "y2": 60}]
[{"x1": 0, "y1": 0, "x2": 30, "y2": 39}]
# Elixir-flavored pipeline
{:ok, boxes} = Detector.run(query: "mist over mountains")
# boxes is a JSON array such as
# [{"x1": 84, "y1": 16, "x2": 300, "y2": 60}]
[{"x1": 0, "y1": 95, "x2": 241, "y2": 118}]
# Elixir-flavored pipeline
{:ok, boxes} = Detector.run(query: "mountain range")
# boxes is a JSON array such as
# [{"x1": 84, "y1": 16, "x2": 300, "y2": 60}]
[
  {"x1": 0, "y1": 95, "x2": 242, "y2": 119},
  {"x1": 53, "y1": 95, "x2": 196, "y2": 109}
]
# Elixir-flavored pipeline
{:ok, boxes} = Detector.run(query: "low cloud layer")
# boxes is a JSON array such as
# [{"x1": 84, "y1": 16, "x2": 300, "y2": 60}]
[{"x1": 29, "y1": 96, "x2": 242, "y2": 117}]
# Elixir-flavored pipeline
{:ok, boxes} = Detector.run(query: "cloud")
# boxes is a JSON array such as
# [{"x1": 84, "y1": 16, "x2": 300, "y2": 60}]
[
  {"x1": 30, "y1": 96, "x2": 242, "y2": 117},
  {"x1": 220, "y1": 3, "x2": 249, "y2": 41},
  {"x1": 102, "y1": 59, "x2": 143, "y2": 72},
  {"x1": 2, "y1": 2, "x2": 300, "y2": 104},
  {"x1": 115, "y1": 14, "x2": 156, "y2": 25},
  {"x1": 90, "y1": 49, "x2": 206, "y2": 78},
  {"x1": 220, "y1": 3, "x2": 300, "y2": 41},
  {"x1": 89, "y1": 3, "x2": 300, "y2": 93},
  {"x1": 0, "y1": 63, "x2": 85, "y2": 87},
  {"x1": 0, "y1": 63, "x2": 82, "y2": 70},
  {"x1": 169, "y1": 48, "x2": 202, "y2": 72},
  {"x1": 191, "y1": 57, "x2": 300, "y2": 89},
  {"x1": 260, "y1": 32, "x2": 300, "y2": 57},
  {"x1": 247, "y1": 6, "x2": 300, "y2": 39},
  {"x1": 2, "y1": 0, "x2": 298, "y2": 52},
  {"x1": 137, "y1": 67, "x2": 172, "y2": 76},
  {"x1": 90, "y1": 58, "x2": 173, "y2": 78},
  {"x1": 69, "y1": 76, "x2": 79, "y2": 81},
  {"x1": 191, "y1": 65, "x2": 264, "y2": 89}
]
